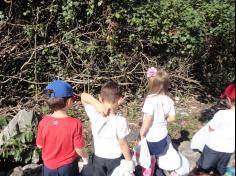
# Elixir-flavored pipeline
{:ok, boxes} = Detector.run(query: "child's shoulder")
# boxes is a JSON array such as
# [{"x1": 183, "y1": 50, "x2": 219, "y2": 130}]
[
  {"x1": 40, "y1": 116, "x2": 82, "y2": 124},
  {"x1": 214, "y1": 109, "x2": 235, "y2": 118},
  {"x1": 146, "y1": 94, "x2": 174, "y2": 103},
  {"x1": 116, "y1": 115, "x2": 128, "y2": 122},
  {"x1": 114, "y1": 115, "x2": 129, "y2": 126},
  {"x1": 65, "y1": 117, "x2": 83, "y2": 124},
  {"x1": 39, "y1": 116, "x2": 52, "y2": 122}
]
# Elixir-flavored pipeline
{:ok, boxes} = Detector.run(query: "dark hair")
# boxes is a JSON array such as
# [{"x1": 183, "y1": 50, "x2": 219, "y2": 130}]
[
  {"x1": 43, "y1": 89, "x2": 69, "y2": 111},
  {"x1": 100, "y1": 81, "x2": 122, "y2": 104}
]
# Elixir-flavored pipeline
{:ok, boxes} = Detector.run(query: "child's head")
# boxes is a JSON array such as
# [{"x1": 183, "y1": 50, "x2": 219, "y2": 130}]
[
  {"x1": 147, "y1": 67, "x2": 170, "y2": 95},
  {"x1": 99, "y1": 81, "x2": 122, "y2": 107},
  {"x1": 44, "y1": 80, "x2": 76, "y2": 111},
  {"x1": 222, "y1": 83, "x2": 235, "y2": 108}
]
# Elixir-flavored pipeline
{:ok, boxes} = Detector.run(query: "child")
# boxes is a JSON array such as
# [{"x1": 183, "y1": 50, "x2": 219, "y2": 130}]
[
  {"x1": 194, "y1": 83, "x2": 235, "y2": 176},
  {"x1": 81, "y1": 81, "x2": 134, "y2": 176},
  {"x1": 140, "y1": 67, "x2": 178, "y2": 176},
  {"x1": 36, "y1": 80, "x2": 88, "y2": 176}
]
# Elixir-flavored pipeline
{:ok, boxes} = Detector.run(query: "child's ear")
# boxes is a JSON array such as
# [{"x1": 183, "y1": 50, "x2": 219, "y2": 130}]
[
  {"x1": 118, "y1": 97, "x2": 125, "y2": 105},
  {"x1": 65, "y1": 98, "x2": 71, "y2": 106},
  {"x1": 98, "y1": 95, "x2": 103, "y2": 103},
  {"x1": 226, "y1": 97, "x2": 232, "y2": 107}
]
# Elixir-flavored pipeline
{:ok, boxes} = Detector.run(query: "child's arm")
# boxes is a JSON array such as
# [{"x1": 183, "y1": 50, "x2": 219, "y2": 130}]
[
  {"x1": 208, "y1": 111, "x2": 222, "y2": 132},
  {"x1": 36, "y1": 122, "x2": 43, "y2": 149},
  {"x1": 118, "y1": 137, "x2": 132, "y2": 161},
  {"x1": 81, "y1": 93, "x2": 109, "y2": 116},
  {"x1": 118, "y1": 137, "x2": 135, "y2": 173},
  {"x1": 140, "y1": 113, "x2": 153, "y2": 139},
  {"x1": 37, "y1": 145, "x2": 42, "y2": 149},
  {"x1": 75, "y1": 148, "x2": 89, "y2": 163},
  {"x1": 166, "y1": 115, "x2": 176, "y2": 122}
]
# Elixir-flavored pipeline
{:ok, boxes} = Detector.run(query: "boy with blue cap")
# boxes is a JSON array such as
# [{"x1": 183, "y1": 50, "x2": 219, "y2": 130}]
[{"x1": 36, "y1": 80, "x2": 88, "y2": 176}]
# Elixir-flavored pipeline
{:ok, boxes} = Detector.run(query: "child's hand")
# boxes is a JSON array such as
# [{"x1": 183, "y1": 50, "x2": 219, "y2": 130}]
[
  {"x1": 122, "y1": 160, "x2": 135, "y2": 173},
  {"x1": 78, "y1": 158, "x2": 89, "y2": 172},
  {"x1": 97, "y1": 104, "x2": 110, "y2": 117},
  {"x1": 82, "y1": 157, "x2": 89, "y2": 165}
]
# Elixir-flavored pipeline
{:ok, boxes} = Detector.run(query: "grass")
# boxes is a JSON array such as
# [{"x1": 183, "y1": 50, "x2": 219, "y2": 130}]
[
  {"x1": 168, "y1": 113, "x2": 203, "y2": 142},
  {"x1": 0, "y1": 115, "x2": 9, "y2": 130}
]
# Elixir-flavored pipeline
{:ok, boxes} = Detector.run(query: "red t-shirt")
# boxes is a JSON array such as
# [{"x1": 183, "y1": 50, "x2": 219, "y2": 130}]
[{"x1": 36, "y1": 116, "x2": 85, "y2": 169}]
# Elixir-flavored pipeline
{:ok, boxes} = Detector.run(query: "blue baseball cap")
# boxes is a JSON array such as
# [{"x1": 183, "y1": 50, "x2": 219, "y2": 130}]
[{"x1": 46, "y1": 80, "x2": 74, "y2": 98}]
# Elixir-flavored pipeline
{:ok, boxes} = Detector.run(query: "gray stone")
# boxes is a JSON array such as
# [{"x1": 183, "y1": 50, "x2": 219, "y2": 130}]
[
  {"x1": 22, "y1": 164, "x2": 42, "y2": 176},
  {"x1": 0, "y1": 110, "x2": 38, "y2": 146},
  {"x1": 229, "y1": 153, "x2": 235, "y2": 167},
  {"x1": 7, "y1": 167, "x2": 23, "y2": 176},
  {"x1": 178, "y1": 141, "x2": 201, "y2": 171},
  {"x1": 31, "y1": 149, "x2": 40, "y2": 164},
  {"x1": 127, "y1": 130, "x2": 139, "y2": 141}
]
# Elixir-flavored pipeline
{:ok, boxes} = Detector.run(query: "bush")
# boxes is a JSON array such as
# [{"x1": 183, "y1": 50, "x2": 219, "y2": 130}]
[{"x1": 0, "y1": 0, "x2": 235, "y2": 104}]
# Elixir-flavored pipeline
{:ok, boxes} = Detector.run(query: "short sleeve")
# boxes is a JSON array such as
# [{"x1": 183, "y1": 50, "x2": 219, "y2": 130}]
[
  {"x1": 36, "y1": 122, "x2": 43, "y2": 147},
  {"x1": 209, "y1": 111, "x2": 223, "y2": 130},
  {"x1": 117, "y1": 117, "x2": 130, "y2": 139},
  {"x1": 142, "y1": 98, "x2": 155, "y2": 116},
  {"x1": 84, "y1": 104, "x2": 98, "y2": 123},
  {"x1": 168, "y1": 100, "x2": 176, "y2": 116},
  {"x1": 74, "y1": 120, "x2": 85, "y2": 149}
]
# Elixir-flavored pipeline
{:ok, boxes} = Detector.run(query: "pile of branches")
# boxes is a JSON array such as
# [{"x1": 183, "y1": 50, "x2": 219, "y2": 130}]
[{"x1": 0, "y1": 0, "x2": 235, "y2": 107}]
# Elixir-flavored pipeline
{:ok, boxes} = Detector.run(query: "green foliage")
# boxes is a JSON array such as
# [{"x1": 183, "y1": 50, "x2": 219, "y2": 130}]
[
  {"x1": 0, "y1": 0, "x2": 235, "y2": 103},
  {"x1": 0, "y1": 116, "x2": 9, "y2": 129},
  {"x1": 0, "y1": 125, "x2": 39, "y2": 163}
]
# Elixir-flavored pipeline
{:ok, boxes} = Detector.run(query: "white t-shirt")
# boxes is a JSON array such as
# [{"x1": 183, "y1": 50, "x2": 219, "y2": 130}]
[
  {"x1": 206, "y1": 109, "x2": 235, "y2": 153},
  {"x1": 85, "y1": 104, "x2": 130, "y2": 159},
  {"x1": 142, "y1": 95, "x2": 175, "y2": 142}
]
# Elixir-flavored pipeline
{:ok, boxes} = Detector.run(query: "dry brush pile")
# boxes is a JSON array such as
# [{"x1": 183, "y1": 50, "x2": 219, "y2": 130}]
[{"x1": 0, "y1": 0, "x2": 235, "y2": 108}]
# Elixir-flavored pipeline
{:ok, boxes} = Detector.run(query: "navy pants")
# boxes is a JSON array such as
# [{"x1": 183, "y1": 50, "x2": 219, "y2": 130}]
[
  {"x1": 197, "y1": 145, "x2": 232, "y2": 176},
  {"x1": 81, "y1": 155, "x2": 122, "y2": 176},
  {"x1": 43, "y1": 159, "x2": 79, "y2": 176}
]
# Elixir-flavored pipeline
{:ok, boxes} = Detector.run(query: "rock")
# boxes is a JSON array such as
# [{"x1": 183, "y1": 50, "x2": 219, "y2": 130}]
[
  {"x1": 229, "y1": 153, "x2": 235, "y2": 167},
  {"x1": 127, "y1": 130, "x2": 139, "y2": 141},
  {"x1": 0, "y1": 110, "x2": 38, "y2": 146},
  {"x1": 31, "y1": 149, "x2": 40, "y2": 164},
  {"x1": 178, "y1": 141, "x2": 201, "y2": 171},
  {"x1": 7, "y1": 167, "x2": 23, "y2": 176},
  {"x1": 22, "y1": 164, "x2": 42, "y2": 176},
  {"x1": 6, "y1": 164, "x2": 42, "y2": 176}
]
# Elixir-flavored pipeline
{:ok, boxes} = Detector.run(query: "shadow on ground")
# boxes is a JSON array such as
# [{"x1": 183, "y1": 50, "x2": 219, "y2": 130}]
[{"x1": 198, "y1": 101, "x2": 226, "y2": 123}]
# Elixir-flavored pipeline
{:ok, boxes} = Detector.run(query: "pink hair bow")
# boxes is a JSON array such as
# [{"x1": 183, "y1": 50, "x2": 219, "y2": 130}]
[{"x1": 147, "y1": 67, "x2": 157, "y2": 78}]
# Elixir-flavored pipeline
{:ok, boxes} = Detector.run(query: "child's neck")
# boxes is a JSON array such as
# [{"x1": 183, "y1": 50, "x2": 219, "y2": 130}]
[
  {"x1": 103, "y1": 103, "x2": 118, "y2": 116},
  {"x1": 51, "y1": 109, "x2": 69, "y2": 118}
]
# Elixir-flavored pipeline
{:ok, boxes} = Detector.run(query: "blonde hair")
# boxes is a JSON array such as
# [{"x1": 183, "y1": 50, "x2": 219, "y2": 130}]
[{"x1": 147, "y1": 70, "x2": 170, "y2": 95}]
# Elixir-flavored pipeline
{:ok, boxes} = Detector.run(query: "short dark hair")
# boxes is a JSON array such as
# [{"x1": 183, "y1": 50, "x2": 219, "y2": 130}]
[
  {"x1": 100, "y1": 81, "x2": 122, "y2": 104},
  {"x1": 43, "y1": 89, "x2": 69, "y2": 111}
]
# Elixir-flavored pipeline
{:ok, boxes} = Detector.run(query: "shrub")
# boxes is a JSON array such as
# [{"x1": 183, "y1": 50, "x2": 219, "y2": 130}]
[{"x1": 0, "y1": 0, "x2": 235, "y2": 103}]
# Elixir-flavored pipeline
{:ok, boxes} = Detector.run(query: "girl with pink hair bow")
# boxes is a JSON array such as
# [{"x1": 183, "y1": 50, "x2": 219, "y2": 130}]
[{"x1": 140, "y1": 67, "x2": 181, "y2": 176}]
